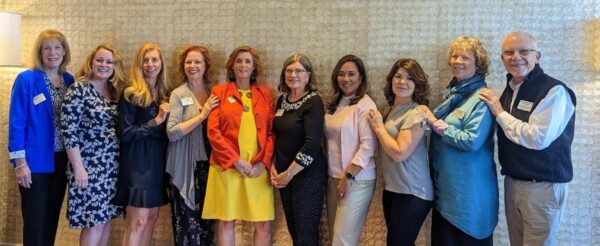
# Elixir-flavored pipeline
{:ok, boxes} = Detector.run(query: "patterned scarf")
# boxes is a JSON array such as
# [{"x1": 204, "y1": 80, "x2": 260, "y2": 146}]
[{"x1": 433, "y1": 74, "x2": 486, "y2": 119}]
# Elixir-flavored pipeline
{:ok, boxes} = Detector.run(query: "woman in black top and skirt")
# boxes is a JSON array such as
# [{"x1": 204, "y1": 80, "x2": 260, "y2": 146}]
[
  {"x1": 115, "y1": 43, "x2": 170, "y2": 246},
  {"x1": 271, "y1": 53, "x2": 327, "y2": 246}
]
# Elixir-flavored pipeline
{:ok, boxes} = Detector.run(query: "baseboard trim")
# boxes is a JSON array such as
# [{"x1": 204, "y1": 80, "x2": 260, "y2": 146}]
[{"x1": 0, "y1": 242, "x2": 22, "y2": 246}]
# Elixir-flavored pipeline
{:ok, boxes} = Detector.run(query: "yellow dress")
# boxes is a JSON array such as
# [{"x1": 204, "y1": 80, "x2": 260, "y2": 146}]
[{"x1": 202, "y1": 89, "x2": 274, "y2": 221}]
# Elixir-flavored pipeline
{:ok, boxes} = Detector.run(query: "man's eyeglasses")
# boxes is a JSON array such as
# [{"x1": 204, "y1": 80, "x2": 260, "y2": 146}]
[
  {"x1": 284, "y1": 69, "x2": 307, "y2": 75},
  {"x1": 502, "y1": 49, "x2": 537, "y2": 57}
]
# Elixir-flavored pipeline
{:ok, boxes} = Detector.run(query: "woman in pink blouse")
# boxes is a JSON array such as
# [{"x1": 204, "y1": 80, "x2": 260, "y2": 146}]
[{"x1": 324, "y1": 54, "x2": 377, "y2": 246}]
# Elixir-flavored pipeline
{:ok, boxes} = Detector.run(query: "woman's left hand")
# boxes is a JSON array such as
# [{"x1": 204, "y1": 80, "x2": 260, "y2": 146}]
[
  {"x1": 269, "y1": 165, "x2": 279, "y2": 185},
  {"x1": 199, "y1": 94, "x2": 220, "y2": 120},
  {"x1": 15, "y1": 164, "x2": 32, "y2": 189},
  {"x1": 248, "y1": 162, "x2": 265, "y2": 178},
  {"x1": 155, "y1": 102, "x2": 171, "y2": 125},
  {"x1": 336, "y1": 178, "x2": 351, "y2": 200},
  {"x1": 234, "y1": 159, "x2": 253, "y2": 177},
  {"x1": 272, "y1": 171, "x2": 291, "y2": 188}
]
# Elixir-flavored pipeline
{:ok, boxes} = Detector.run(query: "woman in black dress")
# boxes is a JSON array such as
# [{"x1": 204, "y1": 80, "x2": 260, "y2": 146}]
[
  {"x1": 115, "y1": 43, "x2": 170, "y2": 246},
  {"x1": 271, "y1": 53, "x2": 327, "y2": 246}
]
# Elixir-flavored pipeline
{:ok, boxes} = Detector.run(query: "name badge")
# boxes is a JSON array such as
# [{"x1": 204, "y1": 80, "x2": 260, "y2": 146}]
[
  {"x1": 451, "y1": 109, "x2": 465, "y2": 119},
  {"x1": 227, "y1": 96, "x2": 236, "y2": 103},
  {"x1": 275, "y1": 109, "x2": 284, "y2": 117},
  {"x1": 517, "y1": 100, "x2": 534, "y2": 112},
  {"x1": 181, "y1": 97, "x2": 194, "y2": 106},
  {"x1": 33, "y1": 93, "x2": 46, "y2": 105}
]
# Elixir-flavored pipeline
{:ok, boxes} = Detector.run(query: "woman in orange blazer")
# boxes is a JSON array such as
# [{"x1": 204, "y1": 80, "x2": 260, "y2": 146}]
[{"x1": 202, "y1": 45, "x2": 275, "y2": 246}]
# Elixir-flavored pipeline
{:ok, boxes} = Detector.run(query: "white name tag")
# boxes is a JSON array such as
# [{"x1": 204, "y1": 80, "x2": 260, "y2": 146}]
[
  {"x1": 517, "y1": 100, "x2": 534, "y2": 112},
  {"x1": 33, "y1": 93, "x2": 46, "y2": 105},
  {"x1": 227, "y1": 96, "x2": 236, "y2": 103},
  {"x1": 451, "y1": 109, "x2": 465, "y2": 119},
  {"x1": 275, "y1": 109, "x2": 284, "y2": 117},
  {"x1": 181, "y1": 97, "x2": 194, "y2": 106}
]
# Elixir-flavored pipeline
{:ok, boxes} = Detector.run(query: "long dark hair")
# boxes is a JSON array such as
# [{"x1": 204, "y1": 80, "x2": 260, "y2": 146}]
[{"x1": 326, "y1": 55, "x2": 368, "y2": 114}]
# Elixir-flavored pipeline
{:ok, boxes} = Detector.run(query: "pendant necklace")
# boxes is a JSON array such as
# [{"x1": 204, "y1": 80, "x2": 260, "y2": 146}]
[{"x1": 239, "y1": 90, "x2": 252, "y2": 112}]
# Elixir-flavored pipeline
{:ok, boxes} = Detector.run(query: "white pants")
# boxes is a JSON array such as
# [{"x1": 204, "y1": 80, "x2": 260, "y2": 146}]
[
  {"x1": 326, "y1": 178, "x2": 375, "y2": 246},
  {"x1": 504, "y1": 176, "x2": 569, "y2": 246}
]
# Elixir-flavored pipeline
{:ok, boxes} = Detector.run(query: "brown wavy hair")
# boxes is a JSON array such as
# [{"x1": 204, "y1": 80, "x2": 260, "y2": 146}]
[
  {"x1": 384, "y1": 58, "x2": 429, "y2": 106},
  {"x1": 225, "y1": 45, "x2": 263, "y2": 84},
  {"x1": 172, "y1": 45, "x2": 213, "y2": 90},
  {"x1": 76, "y1": 44, "x2": 126, "y2": 101}
]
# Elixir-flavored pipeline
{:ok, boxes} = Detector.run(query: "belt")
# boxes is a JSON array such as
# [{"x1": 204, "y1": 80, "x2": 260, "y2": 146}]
[{"x1": 510, "y1": 175, "x2": 540, "y2": 183}]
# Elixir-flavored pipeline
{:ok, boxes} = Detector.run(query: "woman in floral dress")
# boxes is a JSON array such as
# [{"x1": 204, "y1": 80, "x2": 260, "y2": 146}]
[{"x1": 61, "y1": 44, "x2": 126, "y2": 245}]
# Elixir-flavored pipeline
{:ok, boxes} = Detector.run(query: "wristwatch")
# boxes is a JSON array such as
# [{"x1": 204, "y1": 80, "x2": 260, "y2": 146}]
[{"x1": 345, "y1": 172, "x2": 356, "y2": 180}]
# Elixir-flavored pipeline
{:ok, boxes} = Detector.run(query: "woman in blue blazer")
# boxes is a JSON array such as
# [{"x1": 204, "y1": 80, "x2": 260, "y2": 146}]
[{"x1": 7, "y1": 29, "x2": 74, "y2": 246}]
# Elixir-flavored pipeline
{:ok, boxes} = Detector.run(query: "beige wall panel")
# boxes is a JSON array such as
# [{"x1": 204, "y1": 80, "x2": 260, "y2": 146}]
[{"x1": 1, "y1": 0, "x2": 599, "y2": 245}]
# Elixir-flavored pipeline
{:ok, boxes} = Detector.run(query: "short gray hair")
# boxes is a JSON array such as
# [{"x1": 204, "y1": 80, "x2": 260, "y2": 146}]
[{"x1": 503, "y1": 31, "x2": 539, "y2": 51}]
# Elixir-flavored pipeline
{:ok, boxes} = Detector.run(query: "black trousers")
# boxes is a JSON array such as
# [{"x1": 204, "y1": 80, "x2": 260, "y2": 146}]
[
  {"x1": 382, "y1": 190, "x2": 433, "y2": 246},
  {"x1": 19, "y1": 151, "x2": 68, "y2": 246},
  {"x1": 279, "y1": 163, "x2": 327, "y2": 246},
  {"x1": 431, "y1": 209, "x2": 493, "y2": 246}
]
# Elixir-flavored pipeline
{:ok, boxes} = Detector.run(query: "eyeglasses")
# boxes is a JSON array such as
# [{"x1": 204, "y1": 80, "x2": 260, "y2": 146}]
[
  {"x1": 284, "y1": 69, "x2": 307, "y2": 75},
  {"x1": 502, "y1": 49, "x2": 537, "y2": 57}
]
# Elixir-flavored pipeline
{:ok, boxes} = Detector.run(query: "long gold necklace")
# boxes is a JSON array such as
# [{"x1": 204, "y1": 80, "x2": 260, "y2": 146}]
[{"x1": 239, "y1": 90, "x2": 252, "y2": 112}]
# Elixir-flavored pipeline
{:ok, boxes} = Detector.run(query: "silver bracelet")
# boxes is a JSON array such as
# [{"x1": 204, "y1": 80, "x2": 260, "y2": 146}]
[
  {"x1": 286, "y1": 170, "x2": 295, "y2": 179},
  {"x1": 14, "y1": 162, "x2": 28, "y2": 170}
]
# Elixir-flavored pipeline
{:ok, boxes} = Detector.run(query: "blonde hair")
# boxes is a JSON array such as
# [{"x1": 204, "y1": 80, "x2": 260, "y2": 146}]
[
  {"x1": 30, "y1": 29, "x2": 71, "y2": 73},
  {"x1": 447, "y1": 36, "x2": 490, "y2": 76},
  {"x1": 76, "y1": 44, "x2": 126, "y2": 101},
  {"x1": 124, "y1": 43, "x2": 168, "y2": 107}
]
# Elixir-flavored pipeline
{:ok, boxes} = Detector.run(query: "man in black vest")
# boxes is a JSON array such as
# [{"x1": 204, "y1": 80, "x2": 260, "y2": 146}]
[{"x1": 480, "y1": 31, "x2": 576, "y2": 246}]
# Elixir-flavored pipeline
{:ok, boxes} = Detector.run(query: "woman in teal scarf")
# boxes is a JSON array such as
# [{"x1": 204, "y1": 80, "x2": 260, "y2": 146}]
[{"x1": 419, "y1": 36, "x2": 498, "y2": 245}]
